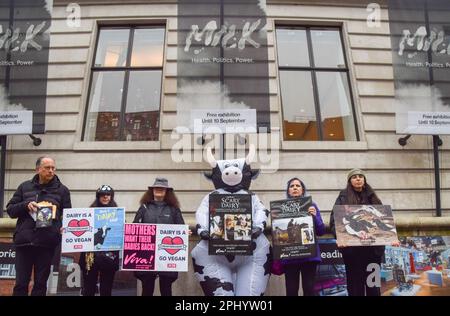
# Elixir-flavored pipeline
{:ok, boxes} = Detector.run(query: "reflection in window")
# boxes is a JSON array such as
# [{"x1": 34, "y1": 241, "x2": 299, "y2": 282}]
[
  {"x1": 276, "y1": 26, "x2": 358, "y2": 141},
  {"x1": 280, "y1": 71, "x2": 318, "y2": 140},
  {"x1": 83, "y1": 26, "x2": 165, "y2": 142}
]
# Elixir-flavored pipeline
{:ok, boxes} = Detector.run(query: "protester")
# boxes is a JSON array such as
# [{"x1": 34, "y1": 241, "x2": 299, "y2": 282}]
[
  {"x1": 132, "y1": 177, "x2": 186, "y2": 296},
  {"x1": 191, "y1": 148, "x2": 271, "y2": 296},
  {"x1": 329, "y1": 168, "x2": 384, "y2": 296},
  {"x1": 79, "y1": 185, "x2": 120, "y2": 296},
  {"x1": 281, "y1": 177, "x2": 325, "y2": 296},
  {"x1": 7, "y1": 156, "x2": 71, "y2": 296}
]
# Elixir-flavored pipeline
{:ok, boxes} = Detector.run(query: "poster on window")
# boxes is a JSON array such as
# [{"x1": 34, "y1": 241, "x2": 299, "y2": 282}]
[
  {"x1": 270, "y1": 196, "x2": 316, "y2": 260},
  {"x1": 333, "y1": 205, "x2": 398, "y2": 247},
  {"x1": 208, "y1": 194, "x2": 253, "y2": 255},
  {"x1": 388, "y1": 0, "x2": 450, "y2": 135},
  {"x1": 121, "y1": 223, "x2": 189, "y2": 272},
  {"x1": 382, "y1": 236, "x2": 450, "y2": 296},
  {"x1": 62, "y1": 207, "x2": 125, "y2": 253},
  {"x1": 0, "y1": 0, "x2": 52, "y2": 134}
]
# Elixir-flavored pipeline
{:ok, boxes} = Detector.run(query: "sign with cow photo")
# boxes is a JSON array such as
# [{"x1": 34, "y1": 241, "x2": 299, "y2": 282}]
[
  {"x1": 121, "y1": 223, "x2": 189, "y2": 272},
  {"x1": 62, "y1": 208, "x2": 125, "y2": 253},
  {"x1": 208, "y1": 194, "x2": 253, "y2": 256},
  {"x1": 270, "y1": 196, "x2": 316, "y2": 260},
  {"x1": 333, "y1": 205, "x2": 398, "y2": 247}
]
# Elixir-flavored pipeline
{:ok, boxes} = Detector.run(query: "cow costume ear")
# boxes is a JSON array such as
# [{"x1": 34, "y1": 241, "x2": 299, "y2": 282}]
[{"x1": 203, "y1": 171, "x2": 213, "y2": 181}]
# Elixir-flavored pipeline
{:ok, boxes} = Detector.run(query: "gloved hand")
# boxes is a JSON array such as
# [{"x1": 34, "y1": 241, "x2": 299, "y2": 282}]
[
  {"x1": 199, "y1": 230, "x2": 210, "y2": 240},
  {"x1": 251, "y1": 227, "x2": 262, "y2": 239}
]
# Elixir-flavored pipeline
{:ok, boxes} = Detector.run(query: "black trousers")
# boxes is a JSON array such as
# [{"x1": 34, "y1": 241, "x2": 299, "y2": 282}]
[
  {"x1": 82, "y1": 265, "x2": 117, "y2": 296},
  {"x1": 342, "y1": 248, "x2": 382, "y2": 296},
  {"x1": 284, "y1": 261, "x2": 318, "y2": 296},
  {"x1": 13, "y1": 246, "x2": 55, "y2": 296},
  {"x1": 141, "y1": 274, "x2": 176, "y2": 296}
]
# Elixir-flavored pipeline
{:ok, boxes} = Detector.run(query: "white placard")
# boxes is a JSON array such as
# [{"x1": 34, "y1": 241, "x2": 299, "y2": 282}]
[
  {"x1": 0, "y1": 111, "x2": 32, "y2": 135},
  {"x1": 404, "y1": 111, "x2": 450, "y2": 135},
  {"x1": 155, "y1": 224, "x2": 189, "y2": 272},
  {"x1": 189, "y1": 109, "x2": 257, "y2": 134}
]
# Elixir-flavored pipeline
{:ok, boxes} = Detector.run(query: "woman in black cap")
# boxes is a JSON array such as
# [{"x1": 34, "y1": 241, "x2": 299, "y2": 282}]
[
  {"x1": 133, "y1": 177, "x2": 186, "y2": 296},
  {"x1": 79, "y1": 185, "x2": 120, "y2": 296},
  {"x1": 329, "y1": 169, "x2": 385, "y2": 296}
]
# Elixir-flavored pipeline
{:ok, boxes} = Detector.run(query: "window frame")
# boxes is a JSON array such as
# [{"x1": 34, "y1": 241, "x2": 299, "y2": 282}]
[
  {"x1": 276, "y1": 25, "x2": 360, "y2": 142},
  {"x1": 81, "y1": 24, "x2": 165, "y2": 142}
]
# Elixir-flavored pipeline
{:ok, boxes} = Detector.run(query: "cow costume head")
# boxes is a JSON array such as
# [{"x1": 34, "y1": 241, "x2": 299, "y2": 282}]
[{"x1": 204, "y1": 146, "x2": 259, "y2": 193}]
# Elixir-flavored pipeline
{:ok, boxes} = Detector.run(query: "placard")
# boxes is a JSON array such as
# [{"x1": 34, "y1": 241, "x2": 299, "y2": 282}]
[
  {"x1": 122, "y1": 223, "x2": 189, "y2": 272},
  {"x1": 333, "y1": 205, "x2": 398, "y2": 247},
  {"x1": 208, "y1": 194, "x2": 252, "y2": 255},
  {"x1": 62, "y1": 207, "x2": 125, "y2": 253},
  {"x1": 270, "y1": 196, "x2": 316, "y2": 260}
]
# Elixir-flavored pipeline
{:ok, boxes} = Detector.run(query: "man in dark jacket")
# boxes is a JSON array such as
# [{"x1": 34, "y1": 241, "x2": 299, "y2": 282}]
[{"x1": 7, "y1": 156, "x2": 71, "y2": 296}]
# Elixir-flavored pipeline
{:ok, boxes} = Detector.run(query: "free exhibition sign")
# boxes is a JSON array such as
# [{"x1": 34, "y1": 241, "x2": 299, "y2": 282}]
[{"x1": 0, "y1": 111, "x2": 32, "y2": 135}]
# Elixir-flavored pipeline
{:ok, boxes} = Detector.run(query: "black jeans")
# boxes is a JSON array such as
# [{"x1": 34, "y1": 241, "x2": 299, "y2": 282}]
[
  {"x1": 13, "y1": 246, "x2": 55, "y2": 296},
  {"x1": 284, "y1": 261, "x2": 318, "y2": 296},
  {"x1": 141, "y1": 274, "x2": 176, "y2": 296},
  {"x1": 342, "y1": 248, "x2": 383, "y2": 296},
  {"x1": 82, "y1": 265, "x2": 117, "y2": 296}
]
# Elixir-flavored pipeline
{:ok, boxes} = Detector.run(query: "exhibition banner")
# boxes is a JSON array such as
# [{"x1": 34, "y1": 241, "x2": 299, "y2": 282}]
[
  {"x1": 177, "y1": 0, "x2": 270, "y2": 133},
  {"x1": 270, "y1": 196, "x2": 316, "y2": 260},
  {"x1": 388, "y1": 0, "x2": 450, "y2": 134},
  {"x1": 314, "y1": 239, "x2": 347, "y2": 296},
  {"x1": 0, "y1": 0, "x2": 52, "y2": 134},
  {"x1": 382, "y1": 236, "x2": 450, "y2": 296}
]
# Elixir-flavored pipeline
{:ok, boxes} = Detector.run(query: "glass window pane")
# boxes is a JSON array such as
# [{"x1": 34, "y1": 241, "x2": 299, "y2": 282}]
[
  {"x1": 94, "y1": 29, "x2": 130, "y2": 67},
  {"x1": 131, "y1": 28, "x2": 165, "y2": 67},
  {"x1": 316, "y1": 72, "x2": 357, "y2": 141},
  {"x1": 311, "y1": 30, "x2": 345, "y2": 68},
  {"x1": 124, "y1": 71, "x2": 162, "y2": 141},
  {"x1": 276, "y1": 28, "x2": 310, "y2": 67},
  {"x1": 279, "y1": 70, "x2": 318, "y2": 140},
  {"x1": 84, "y1": 71, "x2": 125, "y2": 141}
]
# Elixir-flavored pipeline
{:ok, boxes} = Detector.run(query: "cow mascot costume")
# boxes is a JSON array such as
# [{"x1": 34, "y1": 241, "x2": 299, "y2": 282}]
[{"x1": 191, "y1": 146, "x2": 272, "y2": 296}]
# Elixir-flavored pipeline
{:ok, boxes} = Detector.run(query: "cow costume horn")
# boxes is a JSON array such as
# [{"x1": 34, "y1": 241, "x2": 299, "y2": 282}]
[{"x1": 206, "y1": 146, "x2": 217, "y2": 168}]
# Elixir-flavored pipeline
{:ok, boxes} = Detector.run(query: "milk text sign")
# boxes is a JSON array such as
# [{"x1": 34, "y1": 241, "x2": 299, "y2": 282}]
[
  {"x1": 122, "y1": 223, "x2": 189, "y2": 272},
  {"x1": 0, "y1": 111, "x2": 32, "y2": 135},
  {"x1": 388, "y1": 0, "x2": 450, "y2": 135},
  {"x1": 62, "y1": 208, "x2": 125, "y2": 253}
]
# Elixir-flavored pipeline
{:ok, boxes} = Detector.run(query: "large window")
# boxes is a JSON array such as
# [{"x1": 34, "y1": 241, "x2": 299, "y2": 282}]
[
  {"x1": 82, "y1": 26, "x2": 165, "y2": 141},
  {"x1": 276, "y1": 27, "x2": 358, "y2": 141}
]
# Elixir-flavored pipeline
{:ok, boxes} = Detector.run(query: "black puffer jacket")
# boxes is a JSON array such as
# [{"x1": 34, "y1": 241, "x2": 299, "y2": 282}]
[
  {"x1": 133, "y1": 201, "x2": 184, "y2": 225},
  {"x1": 7, "y1": 174, "x2": 72, "y2": 248}
]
